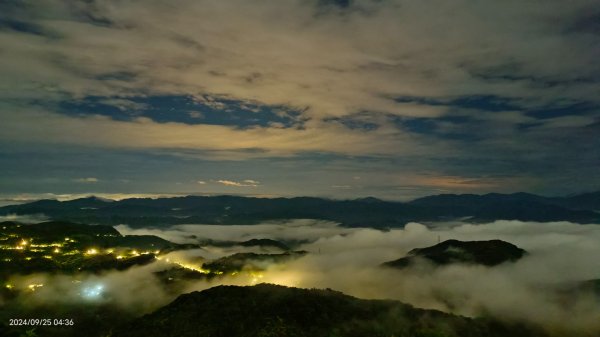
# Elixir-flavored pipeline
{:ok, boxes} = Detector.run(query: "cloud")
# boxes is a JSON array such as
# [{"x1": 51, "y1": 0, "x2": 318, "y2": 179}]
[
  {"x1": 112, "y1": 219, "x2": 600, "y2": 334},
  {"x1": 6, "y1": 263, "x2": 172, "y2": 313},
  {"x1": 217, "y1": 179, "x2": 260, "y2": 187},
  {"x1": 1, "y1": 0, "x2": 598, "y2": 129},
  {"x1": 0, "y1": 0, "x2": 598, "y2": 195},
  {"x1": 8, "y1": 219, "x2": 600, "y2": 334},
  {"x1": 204, "y1": 220, "x2": 600, "y2": 333},
  {"x1": 188, "y1": 111, "x2": 203, "y2": 119},
  {"x1": 196, "y1": 180, "x2": 206, "y2": 185},
  {"x1": 412, "y1": 175, "x2": 518, "y2": 190},
  {"x1": 2, "y1": 0, "x2": 598, "y2": 110},
  {"x1": 115, "y1": 219, "x2": 350, "y2": 243},
  {"x1": 0, "y1": 107, "x2": 433, "y2": 159},
  {"x1": 0, "y1": 213, "x2": 49, "y2": 223},
  {"x1": 73, "y1": 177, "x2": 99, "y2": 183}
]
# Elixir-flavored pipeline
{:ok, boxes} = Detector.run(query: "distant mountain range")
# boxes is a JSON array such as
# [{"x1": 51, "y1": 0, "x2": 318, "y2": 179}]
[
  {"x1": 112, "y1": 283, "x2": 549, "y2": 337},
  {"x1": 1, "y1": 192, "x2": 599, "y2": 228}
]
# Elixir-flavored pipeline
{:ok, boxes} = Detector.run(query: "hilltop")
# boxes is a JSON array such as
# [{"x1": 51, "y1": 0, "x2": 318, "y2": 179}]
[
  {"x1": 383, "y1": 239, "x2": 526, "y2": 268},
  {"x1": 112, "y1": 283, "x2": 548, "y2": 337}
]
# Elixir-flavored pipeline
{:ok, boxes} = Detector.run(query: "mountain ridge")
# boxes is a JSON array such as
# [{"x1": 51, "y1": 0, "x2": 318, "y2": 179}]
[
  {"x1": 1, "y1": 191, "x2": 598, "y2": 228},
  {"x1": 112, "y1": 283, "x2": 550, "y2": 337}
]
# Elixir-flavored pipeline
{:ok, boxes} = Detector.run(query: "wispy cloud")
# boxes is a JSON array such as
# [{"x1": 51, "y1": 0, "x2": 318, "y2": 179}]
[
  {"x1": 73, "y1": 177, "x2": 99, "y2": 183},
  {"x1": 217, "y1": 179, "x2": 260, "y2": 187}
]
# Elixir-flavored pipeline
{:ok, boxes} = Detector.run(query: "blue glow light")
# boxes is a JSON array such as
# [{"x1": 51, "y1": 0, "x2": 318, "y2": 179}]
[{"x1": 81, "y1": 284, "x2": 104, "y2": 299}]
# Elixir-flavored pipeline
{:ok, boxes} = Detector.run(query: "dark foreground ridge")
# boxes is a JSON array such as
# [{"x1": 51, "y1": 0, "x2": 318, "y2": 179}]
[
  {"x1": 383, "y1": 239, "x2": 526, "y2": 268},
  {"x1": 113, "y1": 283, "x2": 547, "y2": 337}
]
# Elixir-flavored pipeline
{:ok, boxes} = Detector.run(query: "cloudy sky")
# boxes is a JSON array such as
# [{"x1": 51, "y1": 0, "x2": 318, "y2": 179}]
[{"x1": 0, "y1": 0, "x2": 598, "y2": 201}]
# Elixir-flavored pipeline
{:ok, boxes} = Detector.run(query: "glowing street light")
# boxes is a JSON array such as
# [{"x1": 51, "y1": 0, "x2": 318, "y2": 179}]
[
  {"x1": 85, "y1": 248, "x2": 98, "y2": 255},
  {"x1": 27, "y1": 283, "x2": 43, "y2": 291}
]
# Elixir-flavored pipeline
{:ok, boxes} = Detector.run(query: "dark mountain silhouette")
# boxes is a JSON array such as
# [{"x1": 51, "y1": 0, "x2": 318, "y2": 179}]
[
  {"x1": 1, "y1": 192, "x2": 598, "y2": 228},
  {"x1": 239, "y1": 238, "x2": 290, "y2": 251},
  {"x1": 408, "y1": 193, "x2": 599, "y2": 223},
  {"x1": 0, "y1": 220, "x2": 181, "y2": 250},
  {"x1": 0, "y1": 220, "x2": 119, "y2": 238},
  {"x1": 202, "y1": 251, "x2": 306, "y2": 274},
  {"x1": 552, "y1": 191, "x2": 600, "y2": 211},
  {"x1": 383, "y1": 239, "x2": 526, "y2": 268},
  {"x1": 112, "y1": 283, "x2": 548, "y2": 337}
]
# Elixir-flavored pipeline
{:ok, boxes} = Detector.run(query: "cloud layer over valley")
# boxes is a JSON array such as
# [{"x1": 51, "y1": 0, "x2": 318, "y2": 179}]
[{"x1": 8, "y1": 219, "x2": 599, "y2": 334}]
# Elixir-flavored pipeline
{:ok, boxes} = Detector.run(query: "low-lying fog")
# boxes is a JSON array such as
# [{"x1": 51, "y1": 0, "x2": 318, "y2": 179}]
[{"x1": 7, "y1": 219, "x2": 600, "y2": 333}]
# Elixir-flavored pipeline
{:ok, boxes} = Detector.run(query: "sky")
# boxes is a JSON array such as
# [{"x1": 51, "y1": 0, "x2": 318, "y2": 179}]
[{"x1": 0, "y1": 0, "x2": 599, "y2": 202}]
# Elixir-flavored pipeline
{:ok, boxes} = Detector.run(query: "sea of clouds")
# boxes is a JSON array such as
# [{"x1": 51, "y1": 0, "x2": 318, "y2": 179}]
[{"x1": 6, "y1": 219, "x2": 600, "y2": 334}]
